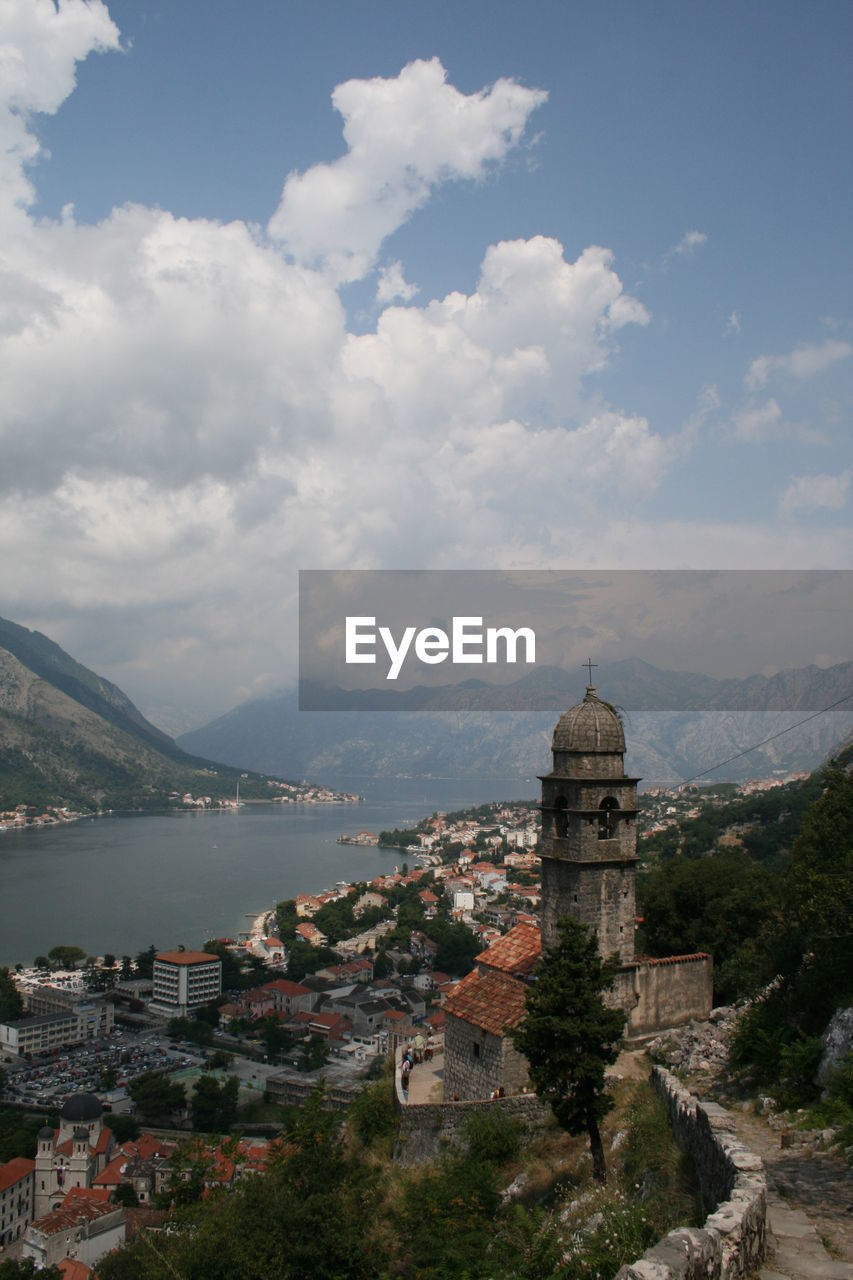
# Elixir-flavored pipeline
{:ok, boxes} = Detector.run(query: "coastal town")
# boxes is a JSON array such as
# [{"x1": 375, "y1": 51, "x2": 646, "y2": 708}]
[{"x1": 0, "y1": 767, "x2": 811, "y2": 1273}]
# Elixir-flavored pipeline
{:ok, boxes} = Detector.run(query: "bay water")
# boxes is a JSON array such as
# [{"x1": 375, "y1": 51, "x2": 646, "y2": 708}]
[{"x1": 0, "y1": 777, "x2": 536, "y2": 966}]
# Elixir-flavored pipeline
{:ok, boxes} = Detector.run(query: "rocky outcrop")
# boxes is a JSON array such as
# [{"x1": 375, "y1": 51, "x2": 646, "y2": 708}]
[{"x1": 817, "y1": 1007, "x2": 853, "y2": 1088}]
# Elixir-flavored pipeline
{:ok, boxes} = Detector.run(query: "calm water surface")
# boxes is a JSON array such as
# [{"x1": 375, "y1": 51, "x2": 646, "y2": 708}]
[{"x1": 0, "y1": 777, "x2": 536, "y2": 965}]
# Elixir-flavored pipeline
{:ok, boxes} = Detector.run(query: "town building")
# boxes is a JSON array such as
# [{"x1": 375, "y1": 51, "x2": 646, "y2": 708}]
[
  {"x1": 150, "y1": 950, "x2": 222, "y2": 1016},
  {"x1": 34, "y1": 1094, "x2": 114, "y2": 1218},
  {"x1": 22, "y1": 1193, "x2": 124, "y2": 1273},
  {"x1": 0, "y1": 1156, "x2": 35, "y2": 1248}
]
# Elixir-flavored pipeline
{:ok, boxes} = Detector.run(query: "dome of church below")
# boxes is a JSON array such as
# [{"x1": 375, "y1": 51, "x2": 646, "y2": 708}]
[
  {"x1": 60, "y1": 1092, "x2": 102, "y2": 1123},
  {"x1": 552, "y1": 687, "x2": 625, "y2": 754}
]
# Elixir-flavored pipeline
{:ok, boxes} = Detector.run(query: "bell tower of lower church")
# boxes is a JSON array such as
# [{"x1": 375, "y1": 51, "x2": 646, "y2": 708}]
[{"x1": 539, "y1": 683, "x2": 639, "y2": 961}]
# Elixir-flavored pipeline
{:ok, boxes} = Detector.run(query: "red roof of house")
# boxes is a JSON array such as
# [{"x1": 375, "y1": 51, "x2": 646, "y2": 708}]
[
  {"x1": 31, "y1": 1198, "x2": 118, "y2": 1235},
  {"x1": 93, "y1": 1155, "x2": 126, "y2": 1187},
  {"x1": 58, "y1": 1261, "x2": 92, "y2": 1280},
  {"x1": 444, "y1": 968, "x2": 528, "y2": 1038},
  {"x1": 262, "y1": 978, "x2": 311, "y2": 997},
  {"x1": 476, "y1": 921, "x2": 541, "y2": 977},
  {"x1": 155, "y1": 950, "x2": 220, "y2": 966},
  {"x1": 0, "y1": 1156, "x2": 34, "y2": 1192},
  {"x1": 62, "y1": 1186, "x2": 112, "y2": 1208}
]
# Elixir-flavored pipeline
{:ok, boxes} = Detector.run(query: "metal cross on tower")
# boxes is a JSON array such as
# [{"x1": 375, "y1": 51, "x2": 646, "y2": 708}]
[{"x1": 584, "y1": 658, "x2": 598, "y2": 686}]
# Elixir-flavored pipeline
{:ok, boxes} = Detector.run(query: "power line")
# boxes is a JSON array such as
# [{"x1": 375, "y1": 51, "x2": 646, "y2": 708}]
[{"x1": 678, "y1": 689, "x2": 853, "y2": 788}]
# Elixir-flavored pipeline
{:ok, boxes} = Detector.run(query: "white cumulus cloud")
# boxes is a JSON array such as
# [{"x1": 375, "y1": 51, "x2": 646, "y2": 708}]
[
  {"x1": 267, "y1": 57, "x2": 547, "y2": 282},
  {"x1": 376, "y1": 260, "x2": 418, "y2": 304}
]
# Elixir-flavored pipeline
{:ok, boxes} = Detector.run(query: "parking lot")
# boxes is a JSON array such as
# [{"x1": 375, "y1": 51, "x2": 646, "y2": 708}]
[{"x1": 0, "y1": 1027, "x2": 206, "y2": 1109}]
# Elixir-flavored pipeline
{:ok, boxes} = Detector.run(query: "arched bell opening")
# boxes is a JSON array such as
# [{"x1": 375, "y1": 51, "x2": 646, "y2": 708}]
[{"x1": 598, "y1": 796, "x2": 619, "y2": 840}]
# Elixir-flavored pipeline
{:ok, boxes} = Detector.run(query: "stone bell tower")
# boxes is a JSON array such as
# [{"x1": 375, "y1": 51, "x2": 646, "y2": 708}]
[{"x1": 539, "y1": 683, "x2": 639, "y2": 961}]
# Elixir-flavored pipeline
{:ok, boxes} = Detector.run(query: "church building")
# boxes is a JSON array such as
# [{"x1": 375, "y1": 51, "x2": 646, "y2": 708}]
[
  {"x1": 444, "y1": 683, "x2": 714, "y2": 1101},
  {"x1": 34, "y1": 1093, "x2": 114, "y2": 1218}
]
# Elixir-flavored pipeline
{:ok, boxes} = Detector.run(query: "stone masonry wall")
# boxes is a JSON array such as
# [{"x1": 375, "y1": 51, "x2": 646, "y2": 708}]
[
  {"x1": 613, "y1": 955, "x2": 714, "y2": 1039},
  {"x1": 394, "y1": 1087, "x2": 548, "y2": 1165},
  {"x1": 443, "y1": 1016, "x2": 504, "y2": 1101},
  {"x1": 615, "y1": 1067, "x2": 766, "y2": 1280}
]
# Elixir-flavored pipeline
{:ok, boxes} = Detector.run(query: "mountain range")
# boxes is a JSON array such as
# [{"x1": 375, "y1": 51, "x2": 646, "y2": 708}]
[
  {"x1": 1, "y1": 612, "x2": 850, "y2": 805},
  {"x1": 0, "y1": 616, "x2": 275, "y2": 812},
  {"x1": 179, "y1": 659, "x2": 853, "y2": 788}
]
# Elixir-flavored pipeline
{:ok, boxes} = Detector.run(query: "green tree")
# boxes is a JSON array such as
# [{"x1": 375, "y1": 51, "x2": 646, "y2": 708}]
[
  {"x1": 0, "y1": 968, "x2": 23, "y2": 1022},
  {"x1": 0, "y1": 1262, "x2": 62, "y2": 1279},
  {"x1": 191, "y1": 1074, "x2": 239, "y2": 1132},
  {"x1": 135, "y1": 944, "x2": 158, "y2": 979},
  {"x1": 128, "y1": 1071, "x2": 186, "y2": 1124},
  {"x1": 167, "y1": 1016, "x2": 213, "y2": 1047},
  {"x1": 261, "y1": 1014, "x2": 291, "y2": 1058},
  {"x1": 512, "y1": 917, "x2": 624, "y2": 1182},
  {"x1": 105, "y1": 1113, "x2": 140, "y2": 1143},
  {"x1": 47, "y1": 944, "x2": 86, "y2": 969},
  {"x1": 638, "y1": 849, "x2": 780, "y2": 1002}
]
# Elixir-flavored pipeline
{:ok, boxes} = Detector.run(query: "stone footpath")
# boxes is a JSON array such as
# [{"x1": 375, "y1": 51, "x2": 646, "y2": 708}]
[
  {"x1": 726, "y1": 1108, "x2": 853, "y2": 1280},
  {"x1": 648, "y1": 1013, "x2": 853, "y2": 1280}
]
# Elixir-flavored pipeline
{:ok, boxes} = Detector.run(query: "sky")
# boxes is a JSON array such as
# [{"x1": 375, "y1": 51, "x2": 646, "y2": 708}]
[{"x1": 1, "y1": 0, "x2": 851, "y2": 731}]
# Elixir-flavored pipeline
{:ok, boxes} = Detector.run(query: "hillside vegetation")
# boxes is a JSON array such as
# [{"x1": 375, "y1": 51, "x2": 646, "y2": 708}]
[{"x1": 639, "y1": 742, "x2": 853, "y2": 1101}]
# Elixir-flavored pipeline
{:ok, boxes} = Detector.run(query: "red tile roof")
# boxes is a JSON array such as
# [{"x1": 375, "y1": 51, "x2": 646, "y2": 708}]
[
  {"x1": 262, "y1": 978, "x2": 311, "y2": 997},
  {"x1": 93, "y1": 1156, "x2": 126, "y2": 1187},
  {"x1": 58, "y1": 1261, "x2": 92, "y2": 1280},
  {"x1": 155, "y1": 950, "x2": 220, "y2": 966},
  {"x1": 62, "y1": 1186, "x2": 112, "y2": 1207},
  {"x1": 0, "y1": 1156, "x2": 34, "y2": 1192},
  {"x1": 31, "y1": 1198, "x2": 119, "y2": 1235},
  {"x1": 444, "y1": 968, "x2": 528, "y2": 1038},
  {"x1": 476, "y1": 921, "x2": 541, "y2": 977}
]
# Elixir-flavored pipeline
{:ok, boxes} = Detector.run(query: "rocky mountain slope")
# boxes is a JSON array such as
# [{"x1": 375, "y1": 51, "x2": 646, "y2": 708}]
[
  {"x1": 179, "y1": 661, "x2": 853, "y2": 786},
  {"x1": 0, "y1": 617, "x2": 275, "y2": 812}
]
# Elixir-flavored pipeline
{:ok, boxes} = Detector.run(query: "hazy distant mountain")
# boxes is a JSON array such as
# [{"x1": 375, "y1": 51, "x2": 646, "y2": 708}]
[
  {"x1": 178, "y1": 660, "x2": 853, "y2": 787},
  {"x1": 0, "y1": 616, "x2": 276, "y2": 812}
]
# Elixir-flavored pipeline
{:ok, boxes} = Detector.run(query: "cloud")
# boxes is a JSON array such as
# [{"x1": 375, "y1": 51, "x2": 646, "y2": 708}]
[
  {"x1": 724, "y1": 310, "x2": 740, "y2": 336},
  {"x1": 376, "y1": 260, "x2": 418, "y2": 304},
  {"x1": 1, "y1": 3, "x2": 848, "y2": 724},
  {"x1": 731, "y1": 398, "x2": 783, "y2": 442},
  {"x1": 268, "y1": 57, "x2": 547, "y2": 283},
  {"x1": 0, "y1": 0, "x2": 119, "y2": 220},
  {"x1": 779, "y1": 470, "x2": 851, "y2": 518},
  {"x1": 666, "y1": 229, "x2": 707, "y2": 261},
  {"x1": 746, "y1": 338, "x2": 853, "y2": 390}
]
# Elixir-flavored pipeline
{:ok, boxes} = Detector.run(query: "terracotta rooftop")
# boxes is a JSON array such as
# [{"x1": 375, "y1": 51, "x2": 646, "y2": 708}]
[
  {"x1": 0, "y1": 1156, "x2": 34, "y2": 1192},
  {"x1": 155, "y1": 950, "x2": 220, "y2": 966},
  {"x1": 444, "y1": 968, "x2": 528, "y2": 1038},
  {"x1": 262, "y1": 978, "x2": 311, "y2": 997},
  {"x1": 58, "y1": 1261, "x2": 92, "y2": 1280},
  {"x1": 476, "y1": 921, "x2": 541, "y2": 977}
]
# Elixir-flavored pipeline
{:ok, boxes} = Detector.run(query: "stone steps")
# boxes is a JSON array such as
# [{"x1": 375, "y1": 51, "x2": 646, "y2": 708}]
[{"x1": 760, "y1": 1193, "x2": 853, "y2": 1280}]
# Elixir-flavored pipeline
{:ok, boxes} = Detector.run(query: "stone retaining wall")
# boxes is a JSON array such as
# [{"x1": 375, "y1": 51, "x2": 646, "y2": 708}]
[
  {"x1": 393, "y1": 1052, "x2": 548, "y2": 1164},
  {"x1": 615, "y1": 1067, "x2": 766, "y2": 1280}
]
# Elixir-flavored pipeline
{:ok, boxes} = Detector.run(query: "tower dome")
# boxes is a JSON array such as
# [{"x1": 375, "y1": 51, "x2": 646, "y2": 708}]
[
  {"x1": 60, "y1": 1092, "x2": 102, "y2": 1124},
  {"x1": 552, "y1": 686, "x2": 625, "y2": 754}
]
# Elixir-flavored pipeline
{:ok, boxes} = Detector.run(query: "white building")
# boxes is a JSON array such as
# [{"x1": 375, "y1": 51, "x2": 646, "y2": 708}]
[
  {"x1": 0, "y1": 1156, "x2": 34, "y2": 1248},
  {"x1": 151, "y1": 950, "x2": 222, "y2": 1016}
]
